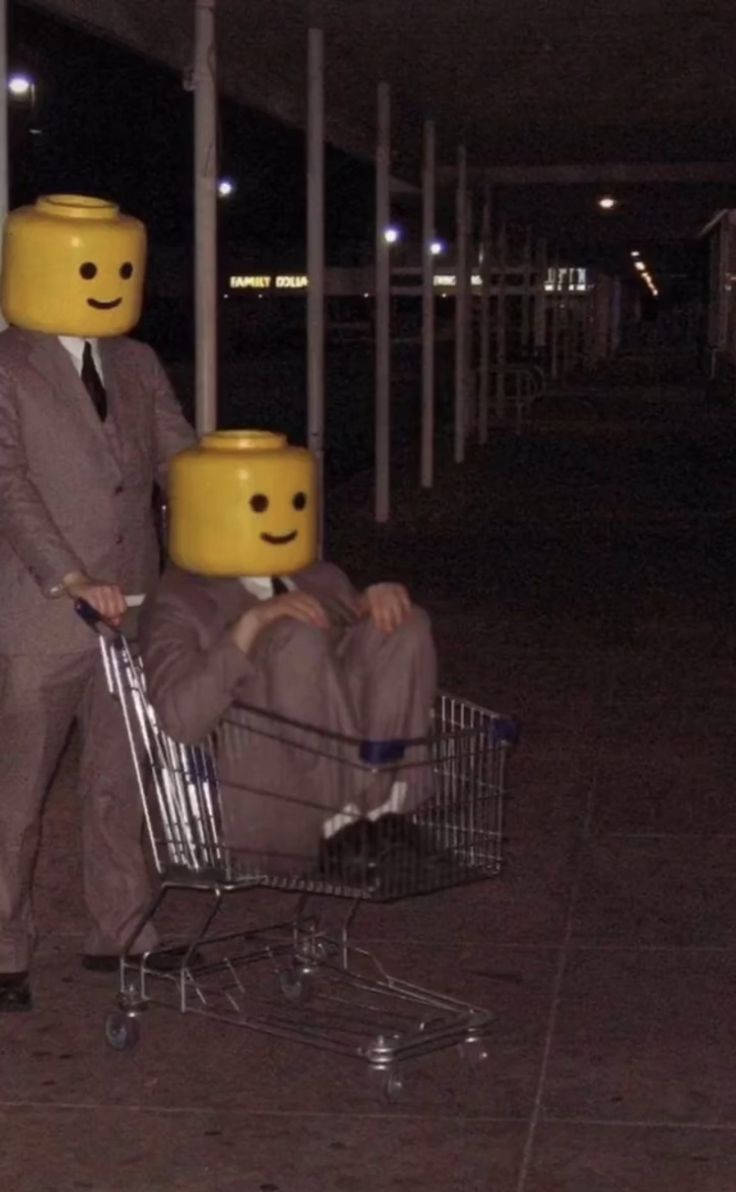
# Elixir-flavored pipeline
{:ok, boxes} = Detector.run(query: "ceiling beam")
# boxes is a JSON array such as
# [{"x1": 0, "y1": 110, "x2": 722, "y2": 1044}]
[{"x1": 437, "y1": 162, "x2": 736, "y2": 187}]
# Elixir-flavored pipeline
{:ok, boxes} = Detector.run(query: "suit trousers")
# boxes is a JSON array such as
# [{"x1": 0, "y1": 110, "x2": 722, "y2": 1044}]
[
  {"x1": 0, "y1": 649, "x2": 157, "y2": 972},
  {"x1": 218, "y1": 608, "x2": 437, "y2": 868}
]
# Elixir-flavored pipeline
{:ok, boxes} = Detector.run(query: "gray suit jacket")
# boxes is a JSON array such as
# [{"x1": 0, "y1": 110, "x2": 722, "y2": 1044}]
[
  {"x1": 0, "y1": 327, "x2": 195, "y2": 655},
  {"x1": 139, "y1": 563, "x2": 361, "y2": 745}
]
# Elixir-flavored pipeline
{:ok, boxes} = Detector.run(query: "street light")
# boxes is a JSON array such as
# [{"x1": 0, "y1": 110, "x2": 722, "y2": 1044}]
[
  {"x1": 635, "y1": 261, "x2": 646, "y2": 272},
  {"x1": 597, "y1": 196, "x2": 617, "y2": 210},
  {"x1": 217, "y1": 178, "x2": 235, "y2": 198},
  {"x1": 8, "y1": 74, "x2": 33, "y2": 97},
  {"x1": 384, "y1": 226, "x2": 400, "y2": 244},
  {"x1": 430, "y1": 239, "x2": 444, "y2": 256}
]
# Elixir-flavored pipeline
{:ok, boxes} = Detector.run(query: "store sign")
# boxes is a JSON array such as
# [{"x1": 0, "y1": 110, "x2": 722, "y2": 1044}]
[
  {"x1": 544, "y1": 267, "x2": 588, "y2": 292},
  {"x1": 433, "y1": 273, "x2": 483, "y2": 288},
  {"x1": 229, "y1": 274, "x2": 308, "y2": 290}
]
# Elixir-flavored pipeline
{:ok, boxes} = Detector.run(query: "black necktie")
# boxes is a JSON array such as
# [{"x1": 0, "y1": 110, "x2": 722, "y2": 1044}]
[
  {"x1": 271, "y1": 577, "x2": 289, "y2": 595},
  {"x1": 81, "y1": 341, "x2": 107, "y2": 422}
]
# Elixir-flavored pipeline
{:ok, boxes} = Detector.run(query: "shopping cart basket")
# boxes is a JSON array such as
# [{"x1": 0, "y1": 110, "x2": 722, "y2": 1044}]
[{"x1": 79, "y1": 602, "x2": 517, "y2": 1100}]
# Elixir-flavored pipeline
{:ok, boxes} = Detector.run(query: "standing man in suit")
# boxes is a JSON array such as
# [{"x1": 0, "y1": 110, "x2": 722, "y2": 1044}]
[{"x1": 0, "y1": 194, "x2": 195, "y2": 1010}]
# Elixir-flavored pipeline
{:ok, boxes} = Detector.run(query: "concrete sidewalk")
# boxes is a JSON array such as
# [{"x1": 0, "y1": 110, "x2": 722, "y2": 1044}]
[{"x1": 3, "y1": 368, "x2": 736, "y2": 1190}]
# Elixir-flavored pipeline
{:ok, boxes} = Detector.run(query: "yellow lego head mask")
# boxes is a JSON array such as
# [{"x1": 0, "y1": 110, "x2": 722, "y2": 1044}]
[
  {"x1": 1, "y1": 194, "x2": 146, "y2": 337},
  {"x1": 168, "y1": 431, "x2": 318, "y2": 577}
]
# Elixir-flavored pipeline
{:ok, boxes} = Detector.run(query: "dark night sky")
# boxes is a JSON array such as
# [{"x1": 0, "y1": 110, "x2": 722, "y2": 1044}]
[{"x1": 8, "y1": 1, "x2": 375, "y2": 261}]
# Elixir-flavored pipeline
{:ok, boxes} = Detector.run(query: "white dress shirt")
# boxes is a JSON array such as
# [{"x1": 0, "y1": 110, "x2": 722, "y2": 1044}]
[
  {"x1": 58, "y1": 335, "x2": 104, "y2": 378},
  {"x1": 238, "y1": 575, "x2": 296, "y2": 601}
]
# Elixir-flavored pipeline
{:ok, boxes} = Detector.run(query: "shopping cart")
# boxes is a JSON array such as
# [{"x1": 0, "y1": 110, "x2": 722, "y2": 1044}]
[{"x1": 78, "y1": 602, "x2": 517, "y2": 1100}]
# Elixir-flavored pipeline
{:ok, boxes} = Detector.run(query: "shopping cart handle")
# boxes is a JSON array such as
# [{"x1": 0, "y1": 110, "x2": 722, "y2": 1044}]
[
  {"x1": 74, "y1": 599, "x2": 123, "y2": 644},
  {"x1": 74, "y1": 598, "x2": 106, "y2": 629},
  {"x1": 359, "y1": 739, "x2": 407, "y2": 765}
]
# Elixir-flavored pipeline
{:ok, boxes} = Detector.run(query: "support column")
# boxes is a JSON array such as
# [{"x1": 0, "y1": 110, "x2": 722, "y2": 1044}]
[
  {"x1": 563, "y1": 267, "x2": 575, "y2": 377},
  {"x1": 521, "y1": 226, "x2": 532, "y2": 355},
  {"x1": 533, "y1": 238, "x2": 548, "y2": 358},
  {"x1": 495, "y1": 218, "x2": 507, "y2": 418},
  {"x1": 610, "y1": 276, "x2": 622, "y2": 354},
  {"x1": 374, "y1": 81, "x2": 391, "y2": 522},
  {"x1": 420, "y1": 119, "x2": 435, "y2": 489},
  {"x1": 306, "y1": 27, "x2": 325, "y2": 546},
  {"x1": 550, "y1": 253, "x2": 560, "y2": 380},
  {"x1": 478, "y1": 178, "x2": 492, "y2": 445},
  {"x1": 0, "y1": 0, "x2": 8, "y2": 235},
  {"x1": 193, "y1": 0, "x2": 218, "y2": 434},
  {"x1": 454, "y1": 145, "x2": 468, "y2": 463},
  {"x1": 595, "y1": 274, "x2": 611, "y2": 362}
]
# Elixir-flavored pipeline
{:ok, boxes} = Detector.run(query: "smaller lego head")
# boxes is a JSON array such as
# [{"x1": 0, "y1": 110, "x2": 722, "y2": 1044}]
[
  {"x1": 1, "y1": 194, "x2": 146, "y2": 337},
  {"x1": 168, "y1": 430, "x2": 318, "y2": 577}
]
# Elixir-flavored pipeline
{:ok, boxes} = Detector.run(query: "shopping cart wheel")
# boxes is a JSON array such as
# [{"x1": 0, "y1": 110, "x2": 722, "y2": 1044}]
[
  {"x1": 278, "y1": 967, "x2": 314, "y2": 1005},
  {"x1": 459, "y1": 1036, "x2": 489, "y2": 1069},
  {"x1": 370, "y1": 1065, "x2": 405, "y2": 1104},
  {"x1": 105, "y1": 1011, "x2": 140, "y2": 1052}
]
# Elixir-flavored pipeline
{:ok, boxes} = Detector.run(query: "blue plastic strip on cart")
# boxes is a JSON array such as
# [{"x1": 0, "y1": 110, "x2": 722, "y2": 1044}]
[
  {"x1": 359, "y1": 739, "x2": 407, "y2": 765},
  {"x1": 489, "y1": 717, "x2": 520, "y2": 746}
]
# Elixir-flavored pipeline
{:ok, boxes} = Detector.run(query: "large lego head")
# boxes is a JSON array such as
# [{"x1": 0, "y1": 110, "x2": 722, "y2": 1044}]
[
  {"x1": 1, "y1": 194, "x2": 146, "y2": 336},
  {"x1": 168, "y1": 430, "x2": 318, "y2": 577}
]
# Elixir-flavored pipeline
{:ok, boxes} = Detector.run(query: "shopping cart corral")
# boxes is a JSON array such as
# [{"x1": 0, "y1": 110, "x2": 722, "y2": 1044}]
[{"x1": 81, "y1": 604, "x2": 517, "y2": 1100}]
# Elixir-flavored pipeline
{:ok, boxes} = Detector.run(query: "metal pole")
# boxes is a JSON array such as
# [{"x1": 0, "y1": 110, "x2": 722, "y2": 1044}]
[
  {"x1": 610, "y1": 276, "x2": 622, "y2": 353},
  {"x1": 533, "y1": 238, "x2": 548, "y2": 356},
  {"x1": 495, "y1": 218, "x2": 507, "y2": 418},
  {"x1": 550, "y1": 253, "x2": 560, "y2": 380},
  {"x1": 595, "y1": 274, "x2": 611, "y2": 363},
  {"x1": 193, "y1": 0, "x2": 218, "y2": 433},
  {"x1": 454, "y1": 145, "x2": 468, "y2": 463},
  {"x1": 0, "y1": 0, "x2": 8, "y2": 331},
  {"x1": 563, "y1": 266, "x2": 574, "y2": 377},
  {"x1": 306, "y1": 27, "x2": 325, "y2": 546},
  {"x1": 521, "y1": 226, "x2": 532, "y2": 354},
  {"x1": 374, "y1": 81, "x2": 391, "y2": 523},
  {"x1": 478, "y1": 178, "x2": 492, "y2": 445},
  {"x1": 465, "y1": 188, "x2": 475, "y2": 437},
  {"x1": 420, "y1": 119, "x2": 435, "y2": 489}
]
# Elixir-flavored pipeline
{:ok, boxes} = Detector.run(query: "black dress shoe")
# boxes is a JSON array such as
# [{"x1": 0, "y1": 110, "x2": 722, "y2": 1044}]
[
  {"x1": 0, "y1": 971, "x2": 32, "y2": 1012},
  {"x1": 82, "y1": 946, "x2": 200, "y2": 974}
]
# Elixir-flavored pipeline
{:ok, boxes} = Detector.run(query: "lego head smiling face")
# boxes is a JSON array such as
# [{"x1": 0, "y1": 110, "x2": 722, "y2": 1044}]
[
  {"x1": 168, "y1": 431, "x2": 318, "y2": 578},
  {"x1": 0, "y1": 194, "x2": 146, "y2": 337}
]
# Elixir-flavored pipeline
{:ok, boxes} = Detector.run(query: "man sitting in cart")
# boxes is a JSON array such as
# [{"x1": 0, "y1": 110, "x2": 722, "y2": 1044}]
[{"x1": 138, "y1": 430, "x2": 437, "y2": 876}]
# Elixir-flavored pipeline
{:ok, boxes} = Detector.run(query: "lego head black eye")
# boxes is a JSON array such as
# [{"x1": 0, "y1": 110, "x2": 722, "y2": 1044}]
[
  {"x1": 79, "y1": 262, "x2": 97, "y2": 280},
  {"x1": 119, "y1": 262, "x2": 134, "y2": 280},
  {"x1": 292, "y1": 492, "x2": 307, "y2": 510},
  {"x1": 250, "y1": 493, "x2": 269, "y2": 513}
]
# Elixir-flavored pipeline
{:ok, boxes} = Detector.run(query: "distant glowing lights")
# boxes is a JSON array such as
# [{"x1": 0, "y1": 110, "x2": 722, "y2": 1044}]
[
  {"x1": 384, "y1": 226, "x2": 401, "y2": 244},
  {"x1": 217, "y1": 178, "x2": 236, "y2": 198},
  {"x1": 598, "y1": 196, "x2": 617, "y2": 210},
  {"x1": 633, "y1": 255, "x2": 658, "y2": 298},
  {"x1": 8, "y1": 74, "x2": 33, "y2": 96},
  {"x1": 430, "y1": 239, "x2": 444, "y2": 256}
]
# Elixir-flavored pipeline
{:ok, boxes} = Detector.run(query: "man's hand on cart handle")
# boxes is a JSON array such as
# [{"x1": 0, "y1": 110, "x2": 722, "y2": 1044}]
[{"x1": 62, "y1": 571, "x2": 127, "y2": 626}]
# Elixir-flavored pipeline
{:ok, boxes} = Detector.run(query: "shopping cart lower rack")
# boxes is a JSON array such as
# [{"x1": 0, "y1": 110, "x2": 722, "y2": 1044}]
[{"x1": 94, "y1": 624, "x2": 517, "y2": 1100}]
